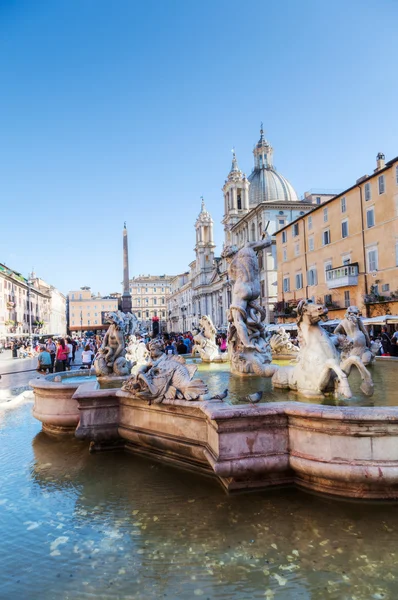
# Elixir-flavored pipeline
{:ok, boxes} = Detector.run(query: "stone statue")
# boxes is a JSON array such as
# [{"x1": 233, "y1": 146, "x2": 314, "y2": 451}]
[
  {"x1": 223, "y1": 238, "x2": 272, "y2": 375},
  {"x1": 122, "y1": 340, "x2": 208, "y2": 404},
  {"x1": 125, "y1": 334, "x2": 150, "y2": 371},
  {"x1": 333, "y1": 306, "x2": 374, "y2": 366},
  {"x1": 268, "y1": 300, "x2": 373, "y2": 399},
  {"x1": 269, "y1": 327, "x2": 299, "y2": 357},
  {"x1": 193, "y1": 315, "x2": 224, "y2": 362},
  {"x1": 94, "y1": 311, "x2": 132, "y2": 377}
]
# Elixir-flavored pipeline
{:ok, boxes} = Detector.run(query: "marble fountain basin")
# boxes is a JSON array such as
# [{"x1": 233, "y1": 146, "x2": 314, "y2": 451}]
[
  {"x1": 30, "y1": 360, "x2": 398, "y2": 499},
  {"x1": 29, "y1": 370, "x2": 127, "y2": 435}
]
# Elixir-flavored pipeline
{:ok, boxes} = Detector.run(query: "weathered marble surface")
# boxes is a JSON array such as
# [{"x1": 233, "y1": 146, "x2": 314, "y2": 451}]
[
  {"x1": 269, "y1": 327, "x2": 299, "y2": 358},
  {"x1": 270, "y1": 300, "x2": 374, "y2": 399},
  {"x1": 73, "y1": 380, "x2": 398, "y2": 499},
  {"x1": 94, "y1": 311, "x2": 133, "y2": 377},
  {"x1": 121, "y1": 340, "x2": 208, "y2": 403},
  {"x1": 333, "y1": 305, "x2": 375, "y2": 366},
  {"x1": 223, "y1": 239, "x2": 273, "y2": 375},
  {"x1": 193, "y1": 315, "x2": 228, "y2": 362},
  {"x1": 125, "y1": 335, "x2": 149, "y2": 371}
]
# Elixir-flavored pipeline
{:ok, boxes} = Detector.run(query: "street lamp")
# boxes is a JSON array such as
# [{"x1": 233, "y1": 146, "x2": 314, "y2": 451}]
[{"x1": 80, "y1": 310, "x2": 83, "y2": 335}]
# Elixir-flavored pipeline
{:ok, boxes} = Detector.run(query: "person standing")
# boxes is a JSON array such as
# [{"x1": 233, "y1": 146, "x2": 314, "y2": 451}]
[
  {"x1": 66, "y1": 337, "x2": 73, "y2": 370},
  {"x1": 55, "y1": 338, "x2": 69, "y2": 372},
  {"x1": 381, "y1": 327, "x2": 392, "y2": 356},
  {"x1": 46, "y1": 338, "x2": 56, "y2": 373}
]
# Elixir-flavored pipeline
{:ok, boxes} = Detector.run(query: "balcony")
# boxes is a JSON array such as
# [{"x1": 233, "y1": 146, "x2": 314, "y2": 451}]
[{"x1": 326, "y1": 263, "x2": 359, "y2": 289}]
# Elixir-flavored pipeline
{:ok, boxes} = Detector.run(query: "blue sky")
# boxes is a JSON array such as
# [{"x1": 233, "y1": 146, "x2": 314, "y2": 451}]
[{"x1": 0, "y1": 0, "x2": 397, "y2": 295}]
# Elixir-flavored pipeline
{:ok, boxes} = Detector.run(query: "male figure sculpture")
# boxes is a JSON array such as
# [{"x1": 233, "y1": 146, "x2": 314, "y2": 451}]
[{"x1": 224, "y1": 237, "x2": 272, "y2": 374}]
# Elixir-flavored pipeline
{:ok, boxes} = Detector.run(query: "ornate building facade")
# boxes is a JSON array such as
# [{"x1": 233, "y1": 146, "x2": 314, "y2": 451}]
[
  {"x1": 167, "y1": 127, "x2": 316, "y2": 331},
  {"x1": 0, "y1": 265, "x2": 66, "y2": 339}
]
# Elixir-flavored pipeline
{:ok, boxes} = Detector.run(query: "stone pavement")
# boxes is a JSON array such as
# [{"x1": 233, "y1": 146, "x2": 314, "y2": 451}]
[{"x1": 0, "y1": 348, "x2": 84, "y2": 391}]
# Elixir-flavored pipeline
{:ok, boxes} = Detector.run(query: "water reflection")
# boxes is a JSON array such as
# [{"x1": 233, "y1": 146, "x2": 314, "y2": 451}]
[{"x1": 0, "y1": 403, "x2": 397, "y2": 598}]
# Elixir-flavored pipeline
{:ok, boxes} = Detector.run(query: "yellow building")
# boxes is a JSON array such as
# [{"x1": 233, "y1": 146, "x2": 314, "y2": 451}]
[
  {"x1": 68, "y1": 287, "x2": 119, "y2": 333},
  {"x1": 275, "y1": 153, "x2": 398, "y2": 321}
]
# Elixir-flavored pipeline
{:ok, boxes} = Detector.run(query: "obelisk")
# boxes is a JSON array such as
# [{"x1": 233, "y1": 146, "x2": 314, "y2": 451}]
[{"x1": 121, "y1": 222, "x2": 132, "y2": 313}]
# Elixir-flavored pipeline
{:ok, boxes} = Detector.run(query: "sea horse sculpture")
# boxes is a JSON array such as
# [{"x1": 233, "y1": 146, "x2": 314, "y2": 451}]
[
  {"x1": 122, "y1": 340, "x2": 208, "y2": 404},
  {"x1": 223, "y1": 238, "x2": 273, "y2": 375},
  {"x1": 267, "y1": 300, "x2": 374, "y2": 399}
]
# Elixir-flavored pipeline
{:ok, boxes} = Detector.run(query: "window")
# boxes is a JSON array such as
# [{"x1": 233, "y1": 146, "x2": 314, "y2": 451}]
[
  {"x1": 307, "y1": 268, "x2": 317, "y2": 286},
  {"x1": 94, "y1": 320, "x2": 98, "y2": 325},
  {"x1": 138, "y1": 311, "x2": 141, "y2": 318},
  {"x1": 365, "y1": 182, "x2": 371, "y2": 201},
  {"x1": 278, "y1": 218, "x2": 285, "y2": 228},
  {"x1": 295, "y1": 273, "x2": 303, "y2": 289},
  {"x1": 341, "y1": 220, "x2": 349, "y2": 238},
  {"x1": 283, "y1": 248, "x2": 287, "y2": 262},
  {"x1": 295, "y1": 243, "x2": 300, "y2": 256},
  {"x1": 161, "y1": 297, "x2": 165, "y2": 304},
  {"x1": 366, "y1": 208, "x2": 375, "y2": 228},
  {"x1": 153, "y1": 298, "x2": 157, "y2": 305},
  {"x1": 344, "y1": 291, "x2": 350, "y2": 308},
  {"x1": 237, "y1": 193, "x2": 242, "y2": 210},
  {"x1": 146, "y1": 310, "x2": 149, "y2": 318},
  {"x1": 378, "y1": 175, "x2": 385, "y2": 195},
  {"x1": 282, "y1": 231, "x2": 287, "y2": 243},
  {"x1": 283, "y1": 277, "x2": 290, "y2": 292},
  {"x1": 162, "y1": 311, "x2": 165, "y2": 318},
  {"x1": 323, "y1": 229, "x2": 331, "y2": 245},
  {"x1": 367, "y1": 247, "x2": 378, "y2": 272},
  {"x1": 324, "y1": 294, "x2": 332, "y2": 305},
  {"x1": 308, "y1": 236, "x2": 314, "y2": 251},
  {"x1": 382, "y1": 283, "x2": 390, "y2": 292},
  {"x1": 308, "y1": 215, "x2": 313, "y2": 230},
  {"x1": 316, "y1": 196, "x2": 321, "y2": 205},
  {"x1": 154, "y1": 288, "x2": 157, "y2": 293},
  {"x1": 292, "y1": 223, "x2": 299, "y2": 237},
  {"x1": 136, "y1": 298, "x2": 141, "y2": 306},
  {"x1": 323, "y1": 207, "x2": 328, "y2": 222},
  {"x1": 341, "y1": 197, "x2": 346, "y2": 213},
  {"x1": 260, "y1": 281, "x2": 265, "y2": 297}
]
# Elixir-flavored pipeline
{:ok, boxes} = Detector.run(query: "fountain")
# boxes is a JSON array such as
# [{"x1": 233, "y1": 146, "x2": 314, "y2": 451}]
[{"x1": 29, "y1": 244, "x2": 398, "y2": 499}]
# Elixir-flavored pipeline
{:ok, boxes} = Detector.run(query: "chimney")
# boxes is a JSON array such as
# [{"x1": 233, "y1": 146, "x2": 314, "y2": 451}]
[{"x1": 375, "y1": 152, "x2": 385, "y2": 172}]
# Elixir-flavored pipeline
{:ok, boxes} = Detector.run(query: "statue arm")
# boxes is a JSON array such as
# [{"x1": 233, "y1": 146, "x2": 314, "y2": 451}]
[
  {"x1": 245, "y1": 238, "x2": 271, "y2": 252},
  {"x1": 333, "y1": 323, "x2": 345, "y2": 335}
]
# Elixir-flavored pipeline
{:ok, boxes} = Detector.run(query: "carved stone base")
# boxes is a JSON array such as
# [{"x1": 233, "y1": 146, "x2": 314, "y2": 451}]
[{"x1": 42, "y1": 422, "x2": 77, "y2": 436}]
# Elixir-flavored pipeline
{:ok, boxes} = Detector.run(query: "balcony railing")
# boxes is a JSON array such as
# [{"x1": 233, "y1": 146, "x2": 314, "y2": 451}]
[{"x1": 326, "y1": 263, "x2": 359, "y2": 289}]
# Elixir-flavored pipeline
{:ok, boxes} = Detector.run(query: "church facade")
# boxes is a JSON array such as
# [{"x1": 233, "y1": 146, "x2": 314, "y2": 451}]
[{"x1": 166, "y1": 128, "x2": 315, "y2": 333}]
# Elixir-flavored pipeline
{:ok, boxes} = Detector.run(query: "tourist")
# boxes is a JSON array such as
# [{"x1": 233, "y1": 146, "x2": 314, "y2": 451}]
[
  {"x1": 183, "y1": 335, "x2": 192, "y2": 353},
  {"x1": 219, "y1": 333, "x2": 227, "y2": 353},
  {"x1": 66, "y1": 337, "x2": 74, "y2": 370},
  {"x1": 36, "y1": 346, "x2": 52, "y2": 374},
  {"x1": 46, "y1": 337, "x2": 56, "y2": 371},
  {"x1": 81, "y1": 344, "x2": 94, "y2": 368},
  {"x1": 177, "y1": 338, "x2": 187, "y2": 354},
  {"x1": 55, "y1": 338, "x2": 69, "y2": 372},
  {"x1": 165, "y1": 340, "x2": 176, "y2": 355},
  {"x1": 381, "y1": 327, "x2": 392, "y2": 356}
]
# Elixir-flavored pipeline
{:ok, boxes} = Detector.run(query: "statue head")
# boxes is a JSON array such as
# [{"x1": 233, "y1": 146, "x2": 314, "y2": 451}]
[
  {"x1": 345, "y1": 305, "x2": 361, "y2": 322},
  {"x1": 296, "y1": 299, "x2": 328, "y2": 327},
  {"x1": 105, "y1": 312, "x2": 123, "y2": 329},
  {"x1": 148, "y1": 339, "x2": 164, "y2": 359}
]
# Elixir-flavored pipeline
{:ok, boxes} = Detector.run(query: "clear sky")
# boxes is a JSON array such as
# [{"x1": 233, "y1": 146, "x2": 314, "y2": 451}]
[{"x1": 0, "y1": 0, "x2": 397, "y2": 295}]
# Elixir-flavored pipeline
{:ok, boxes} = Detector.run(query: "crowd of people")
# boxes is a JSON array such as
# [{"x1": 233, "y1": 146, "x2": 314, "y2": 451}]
[{"x1": 36, "y1": 336, "x2": 101, "y2": 374}]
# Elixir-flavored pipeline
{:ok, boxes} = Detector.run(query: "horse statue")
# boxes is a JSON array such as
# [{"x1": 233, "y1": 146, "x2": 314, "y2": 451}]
[
  {"x1": 333, "y1": 306, "x2": 375, "y2": 366},
  {"x1": 193, "y1": 315, "x2": 220, "y2": 362},
  {"x1": 267, "y1": 300, "x2": 374, "y2": 399},
  {"x1": 94, "y1": 311, "x2": 132, "y2": 377}
]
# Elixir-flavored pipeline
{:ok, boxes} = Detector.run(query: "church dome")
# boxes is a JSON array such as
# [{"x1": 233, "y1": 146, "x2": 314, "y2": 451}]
[{"x1": 248, "y1": 127, "x2": 298, "y2": 205}]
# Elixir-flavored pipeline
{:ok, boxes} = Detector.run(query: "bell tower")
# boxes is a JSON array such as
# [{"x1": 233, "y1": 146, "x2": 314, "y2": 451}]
[
  {"x1": 195, "y1": 198, "x2": 216, "y2": 284},
  {"x1": 222, "y1": 149, "x2": 249, "y2": 244}
]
